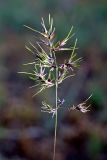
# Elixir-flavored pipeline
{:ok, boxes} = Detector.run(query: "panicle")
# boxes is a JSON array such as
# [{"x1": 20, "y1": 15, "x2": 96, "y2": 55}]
[{"x1": 21, "y1": 14, "x2": 91, "y2": 115}]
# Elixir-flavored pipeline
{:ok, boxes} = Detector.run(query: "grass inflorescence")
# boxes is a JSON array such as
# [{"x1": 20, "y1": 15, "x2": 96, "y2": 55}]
[{"x1": 20, "y1": 14, "x2": 91, "y2": 160}]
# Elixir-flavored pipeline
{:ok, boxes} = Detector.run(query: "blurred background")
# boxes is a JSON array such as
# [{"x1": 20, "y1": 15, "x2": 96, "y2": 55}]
[{"x1": 0, "y1": 0, "x2": 107, "y2": 160}]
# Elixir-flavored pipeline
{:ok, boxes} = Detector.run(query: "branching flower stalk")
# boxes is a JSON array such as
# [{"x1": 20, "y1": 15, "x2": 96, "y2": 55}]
[{"x1": 20, "y1": 14, "x2": 91, "y2": 160}]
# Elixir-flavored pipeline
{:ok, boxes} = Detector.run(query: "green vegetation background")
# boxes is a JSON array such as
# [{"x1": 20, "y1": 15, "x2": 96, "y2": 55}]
[{"x1": 0, "y1": 0, "x2": 107, "y2": 160}]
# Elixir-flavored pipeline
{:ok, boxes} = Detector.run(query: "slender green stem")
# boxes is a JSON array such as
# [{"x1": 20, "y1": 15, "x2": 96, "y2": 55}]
[{"x1": 53, "y1": 52, "x2": 58, "y2": 160}]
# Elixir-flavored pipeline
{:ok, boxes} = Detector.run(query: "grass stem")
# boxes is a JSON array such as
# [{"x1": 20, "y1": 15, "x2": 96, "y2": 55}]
[{"x1": 53, "y1": 52, "x2": 58, "y2": 160}]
